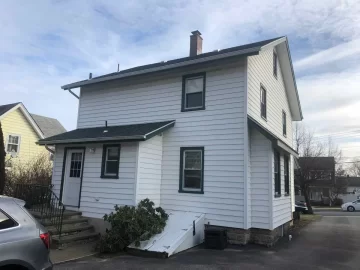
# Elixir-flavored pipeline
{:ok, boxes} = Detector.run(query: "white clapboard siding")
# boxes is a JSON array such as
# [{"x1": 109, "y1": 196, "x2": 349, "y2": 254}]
[
  {"x1": 247, "y1": 47, "x2": 293, "y2": 146},
  {"x1": 272, "y1": 150, "x2": 292, "y2": 229},
  {"x1": 136, "y1": 135, "x2": 163, "y2": 206},
  {"x1": 77, "y1": 59, "x2": 246, "y2": 229},
  {"x1": 249, "y1": 128, "x2": 272, "y2": 229},
  {"x1": 51, "y1": 143, "x2": 138, "y2": 219}
]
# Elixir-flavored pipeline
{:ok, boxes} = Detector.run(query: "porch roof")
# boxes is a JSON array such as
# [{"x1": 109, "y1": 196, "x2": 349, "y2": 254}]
[{"x1": 37, "y1": 120, "x2": 175, "y2": 145}]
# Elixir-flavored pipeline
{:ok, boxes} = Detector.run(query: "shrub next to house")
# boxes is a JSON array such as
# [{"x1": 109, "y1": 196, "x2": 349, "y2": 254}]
[{"x1": 97, "y1": 198, "x2": 168, "y2": 253}]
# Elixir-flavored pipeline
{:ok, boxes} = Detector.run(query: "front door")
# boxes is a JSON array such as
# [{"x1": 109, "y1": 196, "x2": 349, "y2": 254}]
[{"x1": 62, "y1": 149, "x2": 84, "y2": 207}]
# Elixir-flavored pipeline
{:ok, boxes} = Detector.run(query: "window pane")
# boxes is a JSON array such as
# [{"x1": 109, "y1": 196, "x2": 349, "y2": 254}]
[
  {"x1": 7, "y1": 144, "x2": 18, "y2": 153},
  {"x1": 185, "y1": 151, "x2": 201, "y2": 169},
  {"x1": 107, "y1": 147, "x2": 119, "y2": 159},
  {"x1": 186, "y1": 77, "x2": 203, "y2": 94},
  {"x1": 9, "y1": 135, "x2": 19, "y2": 144},
  {"x1": 186, "y1": 92, "x2": 203, "y2": 108},
  {"x1": 0, "y1": 211, "x2": 16, "y2": 230},
  {"x1": 184, "y1": 170, "x2": 201, "y2": 189},
  {"x1": 105, "y1": 161, "x2": 118, "y2": 175},
  {"x1": 70, "y1": 153, "x2": 82, "y2": 178}
]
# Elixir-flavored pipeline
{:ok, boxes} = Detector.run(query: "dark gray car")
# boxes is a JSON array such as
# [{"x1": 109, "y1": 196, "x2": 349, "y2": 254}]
[{"x1": 0, "y1": 195, "x2": 53, "y2": 270}]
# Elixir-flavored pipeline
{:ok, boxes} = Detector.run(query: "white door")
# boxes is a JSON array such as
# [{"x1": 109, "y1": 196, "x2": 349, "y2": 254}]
[{"x1": 63, "y1": 149, "x2": 84, "y2": 207}]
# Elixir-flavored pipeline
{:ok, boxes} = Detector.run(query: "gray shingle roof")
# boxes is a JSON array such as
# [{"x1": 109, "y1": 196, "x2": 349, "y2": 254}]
[
  {"x1": 62, "y1": 37, "x2": 283, "y2": 90},
  {"x1": 31, "y1": 114, "x2": 67, "y2": 138},
  {"x1": 0, "y1": 102, "x2": 20, "y2": 116},
  {"x1": 38, "y1": 120, "x2": 175, "y2": 145}
]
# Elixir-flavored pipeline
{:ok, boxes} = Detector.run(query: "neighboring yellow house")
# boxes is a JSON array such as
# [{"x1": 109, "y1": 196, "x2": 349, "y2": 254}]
[{"x1": 0, "y1": 102, "x2": 66, "y2": 166}]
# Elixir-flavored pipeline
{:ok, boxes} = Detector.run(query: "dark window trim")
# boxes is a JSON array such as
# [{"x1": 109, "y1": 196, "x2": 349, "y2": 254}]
[
  {"x1": 260, "y1": 84, "x2": 267, "y2": 120},
  {"x1": 0, "y1": 209, "x2": 18, "y2": 231},
  {"x1": 179, "y1": 147, "x2": 204, "y2": 194},
  {"x1": 274, "y1": 149, "x2": 281, "y2": 197},
  {"x1": 60, "y1": 147, "x2": 86, "y2": 208},
  {"x1": 284, "y1": 155, "x2": 290, "y2": 195},
  {"x1": 101, "y1": 144, "x2": 121, "y2": 179},
  {"x1": 181, "y1": 72, "x2": 206, "y2": 112},
  {"x1": 282, "y1": 110, "x2": 287, "y2": 137},
  {"x1": 273, "y1": 50, "x2": 278, "y2": 79}
]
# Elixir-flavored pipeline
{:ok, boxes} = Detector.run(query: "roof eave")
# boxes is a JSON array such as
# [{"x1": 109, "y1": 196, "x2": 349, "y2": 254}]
[
  {"x1": 38, "y1": 135, "x2": 146, "y2": 145},
  {"x1": 61, "y1": 47, "x2": 261, "y2": 90}
]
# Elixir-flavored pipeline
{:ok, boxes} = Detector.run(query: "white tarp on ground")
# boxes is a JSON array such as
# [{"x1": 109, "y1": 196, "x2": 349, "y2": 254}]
[{"x1": 128, "y1": 211, "x2": 205, "y2": 257}]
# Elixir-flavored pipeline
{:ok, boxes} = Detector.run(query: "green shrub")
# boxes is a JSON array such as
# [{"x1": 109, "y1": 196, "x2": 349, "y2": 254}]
[{"x1": 97, "y1": 199, "x2": 168, "y2": 253}]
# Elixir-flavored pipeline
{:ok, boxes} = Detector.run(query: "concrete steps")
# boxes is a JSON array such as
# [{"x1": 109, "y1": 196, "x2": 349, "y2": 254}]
[{"x1": 30, "y1": 209, "x2": 99, "y2": 249}]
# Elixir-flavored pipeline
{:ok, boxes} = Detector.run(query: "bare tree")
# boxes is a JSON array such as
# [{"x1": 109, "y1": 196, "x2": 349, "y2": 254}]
[
  {"x1": 349, "y1": 159, "x2": 360, "y2": 177},
  {"x1": 329, "y1": 177, "x2": 348, "y2": 205},
  {"x1": 294, "y1": 124, "x2": 342, "y2": 214},
  {"x1": 0, "y1": 122, "x2": 6, "y2": 194}
]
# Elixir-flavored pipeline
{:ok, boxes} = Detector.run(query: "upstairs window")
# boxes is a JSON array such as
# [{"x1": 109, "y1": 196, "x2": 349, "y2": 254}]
[
  {"x1": 182, "y1": 73, "x2": 206, "y2": 111},
  {"x1": 6, "y1": 135, "x2": 21, "y2": 154},
  {"x1": 274, "y1": 150, "x2": 281, "y2": 197},
  {"x1": 284, "y1": 155, "x2": 290, "y2": 195},
  {"x1": 179, "y1": 147, "x2": 204, "y2": 193},
  {"x1": 273, "y1": 50, "x2": 278, "y2": 78},
  {"x1": 101, "y1": 145, "x2": 120, "y2": 179},
  {"x1": 282, "y1": 111, "x2": 287, "y2": 136},
  {"x1": 260, "y1": 86, "x2": 267, "y2": 119}
]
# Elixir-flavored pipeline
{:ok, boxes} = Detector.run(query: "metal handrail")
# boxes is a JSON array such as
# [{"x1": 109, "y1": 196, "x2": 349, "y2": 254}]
[{"x1": 14, "y1": 183, "x2": 65, "y2": 243}]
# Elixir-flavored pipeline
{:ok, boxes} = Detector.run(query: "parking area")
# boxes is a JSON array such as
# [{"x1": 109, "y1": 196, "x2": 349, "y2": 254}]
[{"x1": 55, "y1": 213, "x2": 360, "y2": 270}]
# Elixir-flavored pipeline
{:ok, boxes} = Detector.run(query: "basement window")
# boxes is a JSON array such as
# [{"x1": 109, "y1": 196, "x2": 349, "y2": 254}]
[
  {"x1": 179, "y1": 147, "x2": 204, "y2": 194},
  {"x1": 101, "y1": 145, "x2": 120, "y2": 179},
  {"x1": 182, "y1": 73, "x2": 206, "y2": 111},
  {"x1": 274, "y1": 150, "x2": 281, "y2": 197}
]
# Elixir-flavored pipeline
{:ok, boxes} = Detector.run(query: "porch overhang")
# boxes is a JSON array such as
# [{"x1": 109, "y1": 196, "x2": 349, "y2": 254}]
[
  {"x1": 248, "y1": 116, "x2": 299, "y2": 158},
  {"x1": 38, "y1": 120, "x2": 175, "y2": 145}
]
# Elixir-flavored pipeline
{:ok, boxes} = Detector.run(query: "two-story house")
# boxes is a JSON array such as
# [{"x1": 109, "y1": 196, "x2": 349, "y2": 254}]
[
  {"x1": 0, "y1": 102, "x2": 66, "y2": 166},
  {"x1": 39, "y1": 31, "x2": 302, "y2": 251}
]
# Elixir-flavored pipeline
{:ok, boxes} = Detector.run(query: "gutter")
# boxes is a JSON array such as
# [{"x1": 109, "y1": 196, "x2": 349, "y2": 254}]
[
  {"x1": 37, "y1": 135, "x2": 146, "y2": 145},
  {"x1": 45, "y1": 145, "x2": 55, "y2": 154},
  {"x1": 61, "y1": 47, "x2": 261, "y2": 90}
]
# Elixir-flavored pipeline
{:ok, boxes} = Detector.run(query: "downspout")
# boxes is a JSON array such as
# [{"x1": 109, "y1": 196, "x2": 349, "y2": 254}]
[
  {"x1": 67, "y1": 88, "x2": 79, "y2": 99},
  {"x1": 45, "y1": 145, "x2": 55, "y2": 154}
]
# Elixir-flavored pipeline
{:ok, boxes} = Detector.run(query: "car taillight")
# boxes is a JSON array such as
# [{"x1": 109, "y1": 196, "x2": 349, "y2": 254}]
[{"x1": 40, "y1": 232, "x2": 50, "y2": 249}]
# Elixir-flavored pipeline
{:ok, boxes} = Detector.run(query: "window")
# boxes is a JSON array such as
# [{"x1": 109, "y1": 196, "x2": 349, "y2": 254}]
[
  {"x1": 101, "y1": 145, "x2": 120, "y2": 178},
  {"x1": 273, "y1": 50, "x2": 278, "y2": 78},
  {"x1": 260, "y1": 86, "x2": 267, "y2": 119},
  {"x1": 6, "y1": 135, "x2": 21, "y2": 154},
  {"x1": 282, "y1": 111, "x2": 287, "y2": 136},
  {"x1": 274, "y1": 150, "x2": 281, "y2": 197},
  {"x1": 182, "y1": 73, "x2": 206, "y2": 111},
  {"x1": 179, "y1": 147, "x2": 204, "y2": 193},
  {"x1": 284, "y1": 155, "x2": 290, "y2": 195},
  {"x1": 0, "y1": 210, "x2": 17, "y2": 230},
  {"x1": 69, "y1": 152, "x2": 83, "y2": 178}
]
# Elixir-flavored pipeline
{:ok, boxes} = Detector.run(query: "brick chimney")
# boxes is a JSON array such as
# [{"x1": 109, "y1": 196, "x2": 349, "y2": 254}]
[{"x1": 189, "y1": 30, "x2": 203, "y2": 57}]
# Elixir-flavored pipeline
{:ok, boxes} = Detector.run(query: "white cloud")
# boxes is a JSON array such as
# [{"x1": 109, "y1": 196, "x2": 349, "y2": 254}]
[{"x1": 294, "y1": 39, "x2": 360, "y2": 71}]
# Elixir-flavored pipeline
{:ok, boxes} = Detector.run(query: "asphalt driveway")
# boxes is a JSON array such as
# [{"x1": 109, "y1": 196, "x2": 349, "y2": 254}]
[{"x1": 55, "y1": 214, "x2": 360, "y2": 270}]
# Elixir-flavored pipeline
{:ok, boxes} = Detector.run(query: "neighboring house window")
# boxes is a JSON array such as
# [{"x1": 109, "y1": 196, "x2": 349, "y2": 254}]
[
  {"x1": 0, "y1": 209, "x2": 17, "y2": 230},
  {"x1": 284, "y1": 155, "x2": 290, "y2": 195},
  {"x1": 101, "y1": 145, "x2": 120, "y2": 179},
  {"x1": 179, "y1": 147, "x2": 204, "y2": 194},
  {"x1": 274, "y1": 150, "x2": 281, "y2": 197},
  {"x1": 282, "y1": 111, "x2": 287, "y2": 136},
  {"x1": 6, "y1": 135, "x2": 21, "y2": 154},
  {"x1": 260, "y1": 86, "x2": 267, "y2": 119},
  {"x1": 273, "y1": 50, "x2": 278, "y2": 78},
  {"x1": 182, "y1": 73, "x2": 206, "y2": 111}
]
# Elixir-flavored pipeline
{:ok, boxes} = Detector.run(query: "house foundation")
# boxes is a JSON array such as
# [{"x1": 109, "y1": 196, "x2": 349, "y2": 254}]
[{"x1": 206, "y1": 221, "x2": 291, "y2": 247}]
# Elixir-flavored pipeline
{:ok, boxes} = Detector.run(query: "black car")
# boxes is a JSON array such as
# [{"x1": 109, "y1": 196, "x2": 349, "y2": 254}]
[{"x1": 295, "y1": 201, "x2": 308, "y2": 214}]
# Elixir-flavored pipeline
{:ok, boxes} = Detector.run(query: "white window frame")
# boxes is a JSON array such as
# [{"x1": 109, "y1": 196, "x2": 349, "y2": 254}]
[
  {"x1": 6, "y1": 134, "x2": 21, "y2": 155},
  {"x1": 104, "y1": 146, "x2": 120, "y2": 177}
]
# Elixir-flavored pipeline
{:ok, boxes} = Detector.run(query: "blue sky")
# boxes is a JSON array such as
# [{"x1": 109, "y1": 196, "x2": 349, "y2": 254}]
[{"x1": 1, "y1": 0, "x2": 360, "y2": 162}]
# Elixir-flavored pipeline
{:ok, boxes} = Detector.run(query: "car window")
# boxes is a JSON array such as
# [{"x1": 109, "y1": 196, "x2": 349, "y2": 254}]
[
  {"x1": 357, "y1": 200, "x2": 360, "y2": 203},
  {"x1": 0, "y1": 209, "x2": 17, "y2": 230}
]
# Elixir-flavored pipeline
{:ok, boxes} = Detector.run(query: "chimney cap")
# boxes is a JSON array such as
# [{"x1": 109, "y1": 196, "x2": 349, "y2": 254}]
[{"x1": 191, "y1": 30, "x2": 202, "y2": 36}]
